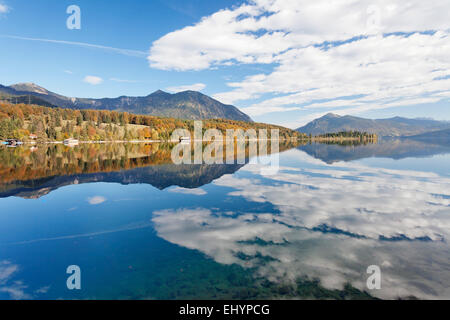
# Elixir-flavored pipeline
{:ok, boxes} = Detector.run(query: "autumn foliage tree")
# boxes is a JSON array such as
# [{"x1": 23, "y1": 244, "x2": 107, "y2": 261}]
[{"x1": 0, "y1": 101, "x2": 300, "y2": 142}]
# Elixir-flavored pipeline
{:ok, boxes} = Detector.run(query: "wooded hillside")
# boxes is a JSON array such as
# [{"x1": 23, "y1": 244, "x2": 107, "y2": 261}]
[{"x1": 0, "y1": 102, "x2": 301, "y2": 142}]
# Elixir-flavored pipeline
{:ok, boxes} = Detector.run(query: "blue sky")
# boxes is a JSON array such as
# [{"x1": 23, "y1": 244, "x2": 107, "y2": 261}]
[{"x1": 0, "y1": 0, "x2": 449, "y2": 128}]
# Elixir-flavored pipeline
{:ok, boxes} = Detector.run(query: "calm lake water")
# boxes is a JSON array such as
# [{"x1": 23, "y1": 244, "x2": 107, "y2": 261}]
[{"x1": 0, "y1": 139, "x2": 449, "y2": 300}]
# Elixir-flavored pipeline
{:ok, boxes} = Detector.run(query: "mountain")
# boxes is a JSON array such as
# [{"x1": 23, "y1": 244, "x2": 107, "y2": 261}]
[
  {"x1": 0, "y1": 163, "x2": 244, "y2": 199},
  {"x1": 0, "y1": 83, "x2": 252, "y2": 122},
  {"x1": 407, "y1": 128, "x2": 450, "y2": 140},
  {"x1": 296, "y1": 113, "x2": 450, "y2": 137},
  {"x1": 0, "y1": 91, "x2": 58, "y2": 108},
  {"x1": 0, "y1": 140, "x2": 298, "y2": 199},
  {"x1": 297, "y1": 138, "x2": 450, "y2": 164},
  {"x1": 9, "y1": 83, "x2": 53, "y2": 95}
]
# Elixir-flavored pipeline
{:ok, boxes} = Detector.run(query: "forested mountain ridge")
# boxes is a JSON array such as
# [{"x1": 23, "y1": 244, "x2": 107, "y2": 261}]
[
  {"x1": 297, "y1": 113, "x2": 450, "y2": 137},
  {"x1": 0, "y1": 101, "x2": 299, "y2": 141},
  {"x1": 0, "y1": 83, "x2": 252, "y2": 122}
]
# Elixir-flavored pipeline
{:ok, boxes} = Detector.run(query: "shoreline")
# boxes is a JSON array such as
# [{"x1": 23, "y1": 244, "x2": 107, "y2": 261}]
[
  {"x1": 2, "y1": 136, "x2": 378, "y2": 147},
  {"x1": 3, "y1": 138, "x2": 300, "y2": 145},
  {"x1": 305, "y1": 137, "x2": 378, "y2": 143}
]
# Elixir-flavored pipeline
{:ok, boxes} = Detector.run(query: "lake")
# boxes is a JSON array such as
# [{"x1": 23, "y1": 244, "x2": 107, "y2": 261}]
[{"x1": 0, "y1": 139, "x2": 449, "y2": 300}]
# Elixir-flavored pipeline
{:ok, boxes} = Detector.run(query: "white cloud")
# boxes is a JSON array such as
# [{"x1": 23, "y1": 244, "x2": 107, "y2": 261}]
[
  {"x1": 83, "y1": 76, "x2": 103, "y2": 85},
  {"x1": 166, "y1": 83, "x2": 206, "y2": 93},
  {"x1": 34, "y1": 286, "x2": 51, "y2": 294},
  {"x1": 87, "y1": 196, "x2": 106, "y2": 205},
  {"x1": 213, "y1": 161, "x2": 450, "y2": 243},
  {"x1": 0, "y1": 261, "x2": 31, "y2": 300},
  {"x1": 148, "y1": 0, "x2": 450, "y2": 127},
  {"x1": 152, "y1": 156, "x2": 450, "y2": 299},
  {"x1": 231, "y1": 32, "x2": 450, "y2": 121},
  {"x1": 168, "y1": 187, "x2": 207, "y2": 195},
  {"x1": 148, "y1": 0, "x2": 450, "y2": 71},
  {"x1": 0, "y1": 4, "x2": 9, "y2": 14},
  {"x1": 0, "y1": 261, "x2": 17, "y2": 282}
]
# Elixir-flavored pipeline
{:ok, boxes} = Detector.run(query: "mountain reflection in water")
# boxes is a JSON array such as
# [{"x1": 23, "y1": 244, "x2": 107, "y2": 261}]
[
  {"x1": 0, "y1": 139, "x2": 449, "y2": 300},
  {"x1": 0, "y1": 141, "x2": 297, "y2": 199},
  {"x1": 298, "y1": 138, "x2": 450, "y2": 164}
]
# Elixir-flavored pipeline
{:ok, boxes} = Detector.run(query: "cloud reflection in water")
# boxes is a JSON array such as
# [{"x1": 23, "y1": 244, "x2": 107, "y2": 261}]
[{"x1": 153, "y1": 152, "x2": 450, "y2": 299}]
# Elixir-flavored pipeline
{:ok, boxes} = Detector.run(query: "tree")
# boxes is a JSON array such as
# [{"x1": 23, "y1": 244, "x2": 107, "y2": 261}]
[
  {"x1": 88, "y1": 126, "x2": 96, "y2": 138},
  {"x1": 77, "y1": 114, "x2": 83, "y2": 126},
  {"x1": 31, "y1": 117, "x2": 46, "y2": 141},
  {"x1": 123, "y1": 126, "x2": 130, "y2": 140}
]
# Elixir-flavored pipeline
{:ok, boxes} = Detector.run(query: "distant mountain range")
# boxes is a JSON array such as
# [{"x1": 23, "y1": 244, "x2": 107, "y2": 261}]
[
  {"x1": 407, "y1": 128, "x2": 450, "y2": 140},
  {"x1": 298, "y1": 138, "x2": 450, "y2": 164},
  {"x1": 0, "y1": 82, "x2": 252, "y2": 122},
  {"x1": 297, "y1": 113, "x2": 450, "y2": 137}
]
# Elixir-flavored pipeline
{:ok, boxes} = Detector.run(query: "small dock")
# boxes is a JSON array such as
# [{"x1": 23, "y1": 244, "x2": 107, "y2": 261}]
[{"x1": 2, "y1": 139, "x2": 24, "y2": 147}]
